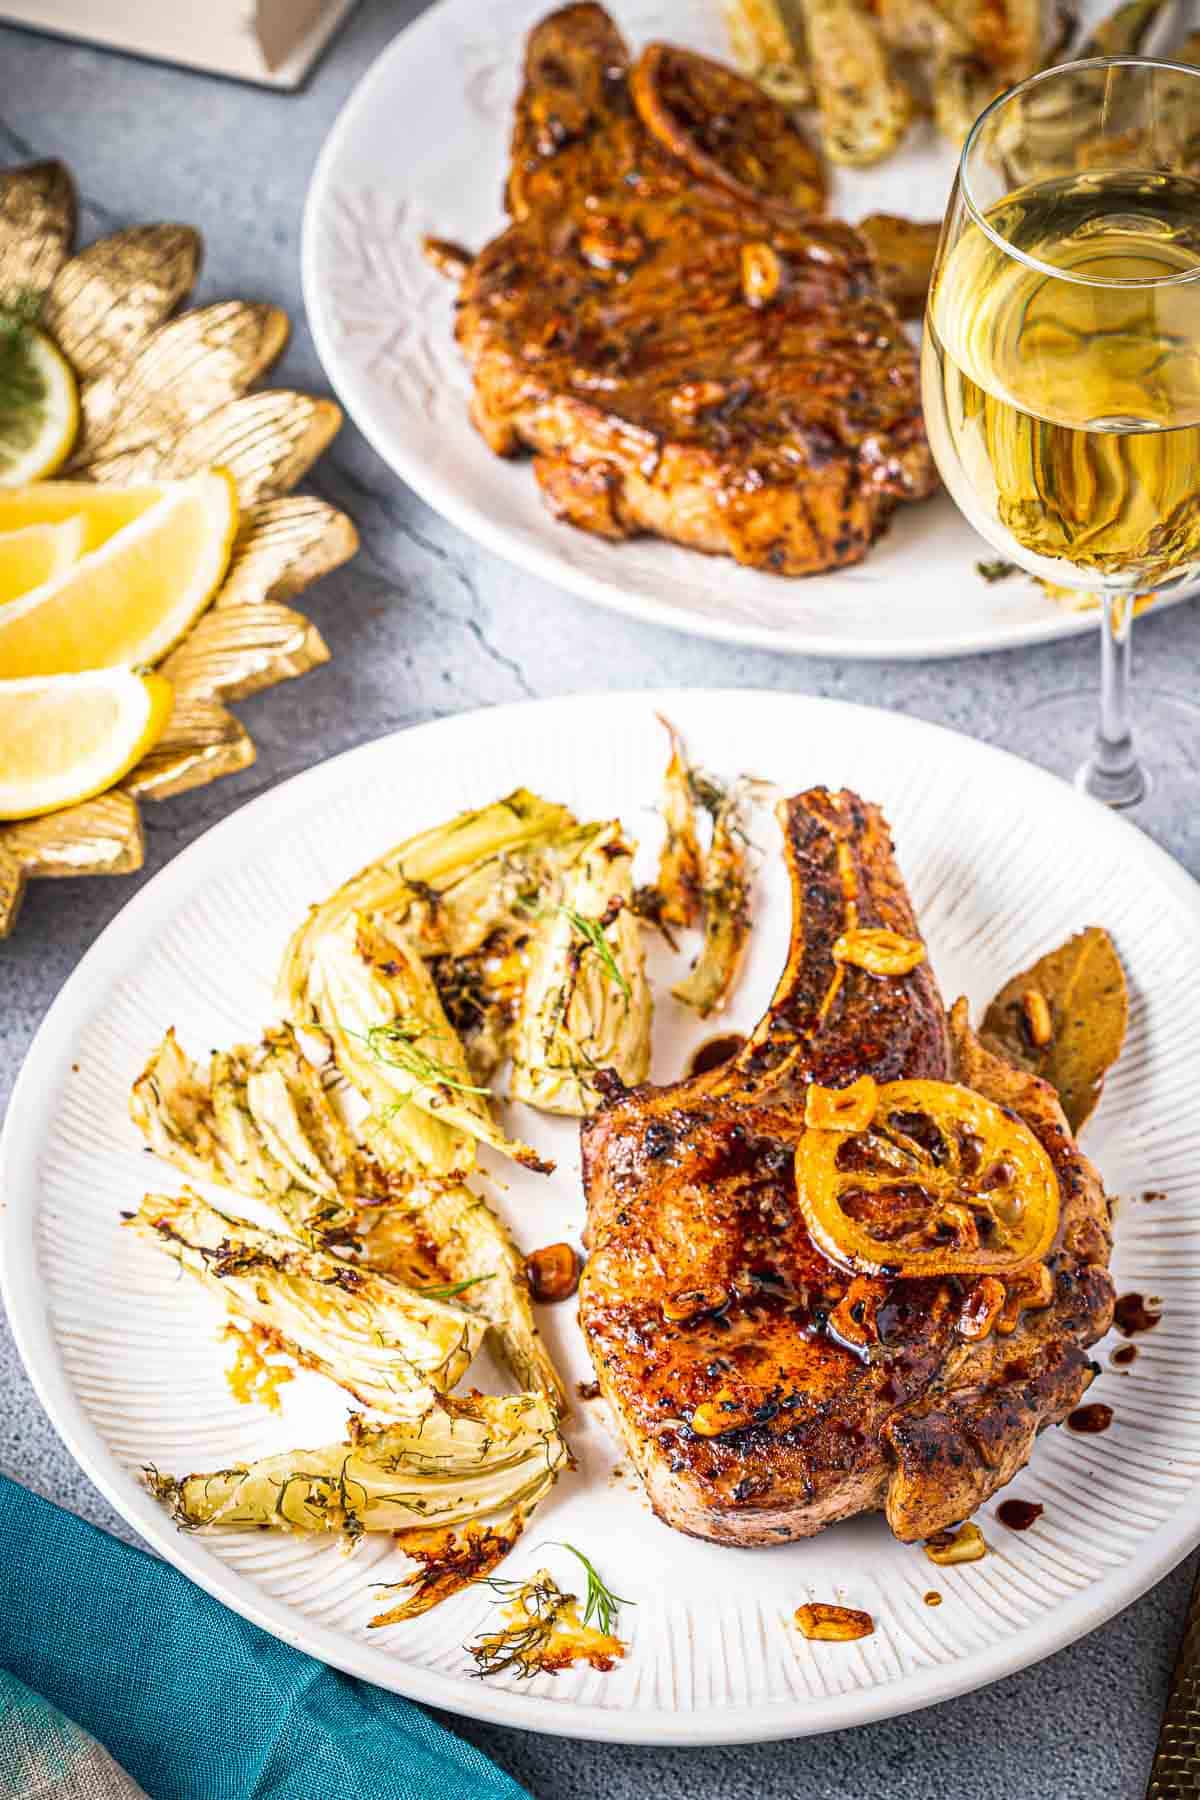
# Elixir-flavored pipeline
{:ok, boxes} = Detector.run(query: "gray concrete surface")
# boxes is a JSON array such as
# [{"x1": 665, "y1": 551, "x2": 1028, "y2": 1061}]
[{"x1": 1, "y1": 4, "x2": 1197, "y2": 1794}]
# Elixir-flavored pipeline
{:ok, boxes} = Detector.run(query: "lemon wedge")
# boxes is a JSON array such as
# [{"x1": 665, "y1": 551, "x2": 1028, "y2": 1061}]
[
  {"x1": 0, "y1": 482, "x2": 164, "y2": 554},
  {"x1": 0, "y1": 326, "x2": 79, "y2": 486},
  {"x1": 0, "y1": 669, "x2": 173, "y2": 820},
  {"x1": 0, "y1": 518, "x2": 85, "y2": 606},
  {"x1": 0, "y1": 469, "x2": 237, "y2": 678}
]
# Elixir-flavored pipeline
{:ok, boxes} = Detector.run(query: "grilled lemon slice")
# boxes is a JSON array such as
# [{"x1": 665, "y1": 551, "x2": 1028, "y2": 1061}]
[
  {"x1": 796, "y1": 1077, "x2": 1060, "y2": 1277},
  {"x1": 631, "y1": 42, "x2": 825, "y2": 212}
]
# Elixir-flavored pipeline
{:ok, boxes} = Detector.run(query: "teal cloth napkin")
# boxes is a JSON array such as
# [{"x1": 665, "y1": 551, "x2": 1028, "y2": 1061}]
[{"x1": 0, "y1": 1476, "x2": 530, "y2": 1800}]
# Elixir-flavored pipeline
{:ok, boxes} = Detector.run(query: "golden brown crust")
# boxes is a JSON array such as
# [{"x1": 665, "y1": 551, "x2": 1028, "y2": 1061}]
[{"x1": 456, "y1": 5, "x2": 936, "y2": 579}]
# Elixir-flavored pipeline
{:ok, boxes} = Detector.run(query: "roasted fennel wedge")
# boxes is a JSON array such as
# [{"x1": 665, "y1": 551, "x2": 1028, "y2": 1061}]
[
  {"x1": 130, "y1": 1190, "x2": 485, "y2": 1418},
  {"x1": 311, "y1": 913, "x2": 551, "y2": 1173},
  {"x1": 144, "y1": 1392, "x2": 568, "y2": 1541},
  {"x1": 652, "y1": 717, "x2": 703, "y2": 932},
  {"x1": 800, "y1": 0, "x2": 912, "y2": 165},
  {"x1": 278, "y1": 789, "x2": 576, "y2": 1022},
  {"x1": 510, "y1": 822, "x2": 651, "y2": 1115},
  {"x1": 130, "y1": 1027, "x2": 367, "y2": 1240},
  {"x1": 673, "y1": 778, "x2": 754, "y2": 1019},
  {"x1": 723, "y1": 0, "x2": 813, "y2": 104},
  {"x1": 356, "y1": 1168, "x2": 569, "y2": 1416}
]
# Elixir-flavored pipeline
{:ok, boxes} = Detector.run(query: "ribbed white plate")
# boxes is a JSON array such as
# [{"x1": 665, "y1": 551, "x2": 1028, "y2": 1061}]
[
  {"x1": 300, "y1": 0, "x2": 1193, "y2": 661},
  {"x1": 5, "y1": 691, "x2": 1200, "y2": 1745}
]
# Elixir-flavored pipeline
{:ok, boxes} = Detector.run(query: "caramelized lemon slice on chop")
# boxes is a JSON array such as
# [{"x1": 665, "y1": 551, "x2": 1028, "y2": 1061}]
[
  {"x1": 0, "y1": 470, "x2": 237, "y2": 677},
  {"x1": 0, "y1": 326, "x2": 79, "y2": 486},
  {"x1": 0, "y1": 517, "x2": 85, "y2": 606},
  {"x1": 797, "y1": 1077, "x2": 1060, "y2": 1277},
  {"x1": 631, "y1": 42, "x2": 826, "y2": 213},
  {"x1": 0, "y1": 481, "x2": 164, "y2": 554},
  {"x1": 0, "y1": 669, "x2": 172, "y2": 820}
]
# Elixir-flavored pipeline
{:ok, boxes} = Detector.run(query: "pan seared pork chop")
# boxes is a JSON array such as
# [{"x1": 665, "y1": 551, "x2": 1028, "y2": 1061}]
[
  {"x1": 578, "y1": 790, "x2": 1114, "y2": 1544},
  {"x1": 452, "y1": 5, "x2": 937, "y2": 577}
]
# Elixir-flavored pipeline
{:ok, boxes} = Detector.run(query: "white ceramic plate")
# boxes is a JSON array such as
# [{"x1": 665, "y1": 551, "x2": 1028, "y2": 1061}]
[
  {"x1": 300, "y1": 0, "x2": 1191, "y2": 660},
  {"x1": 4, "y1": 690, "x2": 1200, "y2": 1746}
]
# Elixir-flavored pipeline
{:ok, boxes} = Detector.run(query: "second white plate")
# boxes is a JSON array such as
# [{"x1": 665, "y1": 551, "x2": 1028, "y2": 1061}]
[{"x1": 301, "y1": 0, "x2": 1190, "y2": 659}]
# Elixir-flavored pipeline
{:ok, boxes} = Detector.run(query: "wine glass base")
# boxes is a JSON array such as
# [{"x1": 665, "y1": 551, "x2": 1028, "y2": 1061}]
[{"x1": 989, "y1": 689, "x2": 1200, "y2": 833}]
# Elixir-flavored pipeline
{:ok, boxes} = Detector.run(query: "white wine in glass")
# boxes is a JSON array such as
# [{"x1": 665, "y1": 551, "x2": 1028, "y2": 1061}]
[{"x1": 922, "y1": 57, "x2": 1200, "y2": 810}]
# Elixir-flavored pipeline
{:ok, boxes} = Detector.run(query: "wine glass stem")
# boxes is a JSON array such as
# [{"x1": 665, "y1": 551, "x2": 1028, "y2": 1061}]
[{"x1": 1081, "y1": 592, "x2": 1146, "y2": 808}]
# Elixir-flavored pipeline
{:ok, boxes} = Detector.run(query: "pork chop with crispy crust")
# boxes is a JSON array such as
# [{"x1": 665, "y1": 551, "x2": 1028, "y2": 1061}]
[
  {"x1": 446, "y1": 5, "x2": 937, "y2": 578},
  {"x1": 578, "y1": 790, "x2": 1114, "y2": 1544}
]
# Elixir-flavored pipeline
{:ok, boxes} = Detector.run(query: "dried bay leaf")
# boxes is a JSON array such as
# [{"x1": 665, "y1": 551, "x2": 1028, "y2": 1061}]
[{"x1": 981, "y1": 926, "x2": 1128, "y2": 1133}]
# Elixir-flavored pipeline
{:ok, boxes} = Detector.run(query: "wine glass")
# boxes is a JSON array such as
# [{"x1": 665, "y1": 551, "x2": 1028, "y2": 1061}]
[{"x1": 922, "y1": 57, "x2": 1200, "y2": 813}]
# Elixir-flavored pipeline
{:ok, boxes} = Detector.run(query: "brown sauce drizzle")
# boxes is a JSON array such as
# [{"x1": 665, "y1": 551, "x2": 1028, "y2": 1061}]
[
  {"x1": 686, "y1": 1033, "x2": 747, "y2": 1078},
  {"x1": 1113, "y1": 1292, "x2": 1162, "y2": 1336},
  {"x1": 1067, "y1": 1402, "x2": 1114, "y2": 1434},
  {"x1": 576, "y1": 1380, "x2": 601, "y2": 1401},
  {"x1": 996, "y1": 1499, "x2": 1043, "y2": 1531},
  {"x1": 1110, "y1": 1343, "x2": 1138, "y2": 1368}
]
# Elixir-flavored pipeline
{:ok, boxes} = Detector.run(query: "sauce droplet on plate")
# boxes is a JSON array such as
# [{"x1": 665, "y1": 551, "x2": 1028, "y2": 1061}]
[
  {"x1": 996, "y1": 1498, "x2": 1044, "y2": 1531},
  {"x1": 1113, "y1": 1292, "x2": 1162, "y2": 1336},
  {"x1": 1067, "y1": 1402, "x2": 1114, "y2": 1434},
  {"x1": 686, "y1": 1033, "x2": 747, "y2": 1078},
  {"x1": 1110, "y1": 1343, "x2": 1138, "y2": 1368},
  {"x1": 923, "y1": 1590, "x2": 943, "y2": 1607}
]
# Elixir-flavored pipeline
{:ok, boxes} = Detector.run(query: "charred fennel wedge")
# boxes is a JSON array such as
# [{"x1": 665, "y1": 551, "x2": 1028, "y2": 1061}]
[
  {"x1": 799, "y1": 0, "x2": 912, "y2": 165},
  {"x1": 311, "y1": 913, "x2": 551, "y2": 1174},
  {"x1": 356, "y1": 1167, "x2": 569, "y2": 1417},
  {"x1": 144, "y1": 1392, "x2": 568, "y2": 1541},
  {"x1": 130, "y1": 1027, "x2": 368, "y2": 1240},
  {"x1": 131, "y1": 1028, "x2": 244, "y2": 1191},
  {"x1": 130, "y1": 1190, "x2": 485, "y2": 1418},
  {"x1": 422, "y1": 818, "x2": 640, "y2": 1083},
  {"x1": 724, "y1": 0, "x2": 813, "y2": 104},
  {"x1": 510, "y1": 822, "x2": 651, "y2": 1116},
  {"x1": 278, "y1": 789, "x2": 577, "y2": 1022},
  {"x1": 673, "y1": 777, "x2": 754, "y2": 1019},
  {"x1": 652, "y1": 718, "x2": 703, "y2": 932}
]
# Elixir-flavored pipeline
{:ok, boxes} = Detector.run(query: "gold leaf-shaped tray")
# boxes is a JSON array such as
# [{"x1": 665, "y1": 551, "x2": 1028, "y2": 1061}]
[{"x1": 0, "y1": 160, "x2": 359, "y2": 936}]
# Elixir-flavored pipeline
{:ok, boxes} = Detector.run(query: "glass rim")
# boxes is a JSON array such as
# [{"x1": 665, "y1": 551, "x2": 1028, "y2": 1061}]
[{"x1": 959, "y1": 55, "x2": 1200, "y2": 291}]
